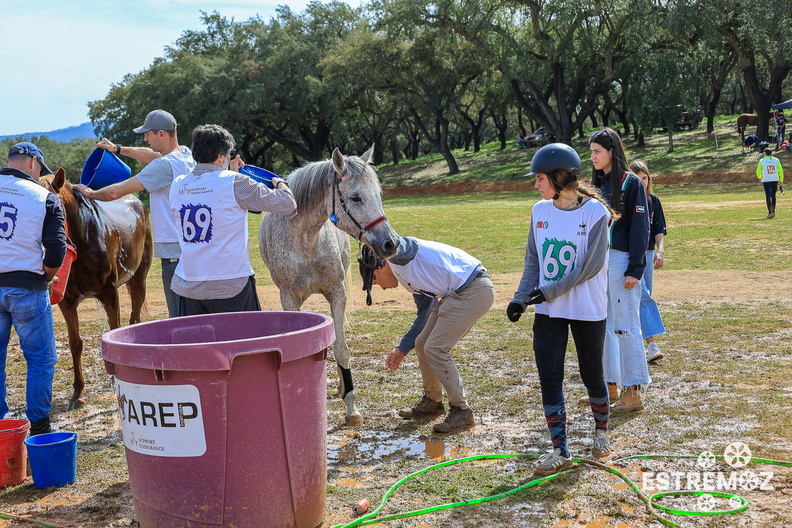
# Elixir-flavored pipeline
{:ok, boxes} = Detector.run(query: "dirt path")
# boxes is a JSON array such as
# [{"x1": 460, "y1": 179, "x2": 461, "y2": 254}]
[{"x1": 55, "y1": 269, "x2": 792, "y2": 325}]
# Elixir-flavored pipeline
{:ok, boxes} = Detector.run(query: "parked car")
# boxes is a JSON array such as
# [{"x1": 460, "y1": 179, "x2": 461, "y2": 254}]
[
  {"x1": 525, "y1": 127, "x2": 551, "y2": 147},
  {"x1": 657, "y1": 106, "x2": 702, "y2": 131}
]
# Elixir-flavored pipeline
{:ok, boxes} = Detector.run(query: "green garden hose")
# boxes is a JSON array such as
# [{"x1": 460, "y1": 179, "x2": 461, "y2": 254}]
[
  {"x1": 0, "y1": 511, "x2": 65, "y2": 528},
  {"x1": 331, "y1": 453, "x2": 792, "y2": 528}
]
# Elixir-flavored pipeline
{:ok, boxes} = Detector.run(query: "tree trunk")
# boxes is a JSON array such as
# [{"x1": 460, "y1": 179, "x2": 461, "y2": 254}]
[{"x1": 491, "y1": 112, "x2": 508, "y2": 150}]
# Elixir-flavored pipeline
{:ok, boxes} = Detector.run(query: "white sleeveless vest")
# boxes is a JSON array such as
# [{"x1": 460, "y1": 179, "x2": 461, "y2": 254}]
[
  {"x1": 532, "y1": 199, "x2": 609, "y2": 320},
  {"x1": 0, "y1": 174, "x2": 48, "y2": 275},
  {"x1": 389, "y1": 239, "x2": 481, "y2": 299},
  {"x1": 170, "y1": 169, "x2": 253, "y2": 281},
  {"x1": 151, "y1": 147, "x2": 195, "y2": 245},
  {"x1": 758, "y1": 157, "x2": 781, "y2": 182}
]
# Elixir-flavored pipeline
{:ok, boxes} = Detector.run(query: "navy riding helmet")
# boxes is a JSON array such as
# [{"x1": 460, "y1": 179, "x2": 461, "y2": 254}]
[{"x1": 528, "y1": 142, "x2": 582, "y2": 178}]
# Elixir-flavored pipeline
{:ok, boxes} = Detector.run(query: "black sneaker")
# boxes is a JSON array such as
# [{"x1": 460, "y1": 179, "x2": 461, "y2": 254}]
[{"x1": 29, "y1": 417, "x2": 51, "y2": 437}]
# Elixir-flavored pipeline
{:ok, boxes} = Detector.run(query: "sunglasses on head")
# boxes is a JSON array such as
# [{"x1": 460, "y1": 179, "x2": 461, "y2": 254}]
[{"x1": 590, "y1": 129, "x2": 611, "y2": 140}]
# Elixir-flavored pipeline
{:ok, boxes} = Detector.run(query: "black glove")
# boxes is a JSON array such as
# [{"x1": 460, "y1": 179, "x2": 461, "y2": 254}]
[
  {"x1": 526, "y1": 289, "x2": 546, "y2": 305},
  {"x1": 507, "y1": 302, "x2": 525, "y2": 322}
]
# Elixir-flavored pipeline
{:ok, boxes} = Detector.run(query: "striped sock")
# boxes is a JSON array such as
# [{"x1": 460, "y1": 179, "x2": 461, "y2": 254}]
[
  {"x1": 541, "y1": 390, "x2": 569, "y2": 458},
  {"x1": 587, "y1": 382, "x2": 610, "y2": 432}
]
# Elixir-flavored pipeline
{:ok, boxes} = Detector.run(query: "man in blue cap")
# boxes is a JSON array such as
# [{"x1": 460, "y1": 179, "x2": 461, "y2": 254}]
[
  {"x1": 74, "y1": 110, "x2": 195, "y2": 317},
  {"x1": 0, "y1": 142, "x2": 66, "y2": 435}
]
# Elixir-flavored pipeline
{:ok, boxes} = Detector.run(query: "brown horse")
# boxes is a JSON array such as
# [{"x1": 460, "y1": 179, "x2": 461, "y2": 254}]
[
  {"x1": 737, "y1": 113, "x2": 774, "y2": 140},
  {"x1": 39, "y1": 168, "x2": 153, "y2": 410}
]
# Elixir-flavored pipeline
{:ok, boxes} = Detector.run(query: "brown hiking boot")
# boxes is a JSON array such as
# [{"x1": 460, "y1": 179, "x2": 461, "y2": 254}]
[
  {"x1": 398, "y1": 395, "x2": 445, "y2": 419},
  {"x1": 611, "y1": 385, "x2": 644, "y2": 413},
  {"x1": 578, "y1": 382, "x2": 618, "y2": 405},
  {"x1": 432, "y1": 405, "x2": 475, "y2": 433}
]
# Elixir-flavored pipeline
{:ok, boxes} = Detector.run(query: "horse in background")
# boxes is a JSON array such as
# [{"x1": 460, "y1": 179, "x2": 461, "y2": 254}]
[
  {"x1": 39, "y1": 168, "x2": 152, "y2": 410},
  {"x1": 259, "y1": 146, "x2": 400, "y2": 426},
  {"x1": 737, "y1": 113, "x2": 775, "y2": 140}
]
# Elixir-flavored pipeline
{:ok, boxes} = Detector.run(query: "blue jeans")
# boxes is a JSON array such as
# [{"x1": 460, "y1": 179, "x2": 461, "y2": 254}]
[
  {"x1": 0, "y1": 287, "x2": 57, "y2": 423},
  {"x1": 161, "y1": 258, "x2": 182, "y2": 318},
  {"x1": 602, "y1": 250, "x2": 651, "y2": 386},
  {"x1": 640, "y1": 250, "x2": 666, "y2": 340}
]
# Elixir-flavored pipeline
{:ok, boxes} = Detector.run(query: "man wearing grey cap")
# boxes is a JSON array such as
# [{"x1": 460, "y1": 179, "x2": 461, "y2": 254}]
[
  {"x1": 75, "y1": 110, "x2": 196, "y2": 317},
  {"x1": 0, "y1": 142, "x2": 66, "y2": 436}
]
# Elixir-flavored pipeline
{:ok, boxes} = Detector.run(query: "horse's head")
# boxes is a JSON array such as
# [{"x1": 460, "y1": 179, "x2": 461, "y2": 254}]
[
  {"x1": 39, "y1": 168, "x2": 80, "y2": 226},
  {"x1": 330, "y1": 146, "x2": 400, "y2": 259}
]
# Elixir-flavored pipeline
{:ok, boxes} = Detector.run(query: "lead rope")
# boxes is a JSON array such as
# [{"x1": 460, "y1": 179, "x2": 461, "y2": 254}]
[{"x1": 357, "y1": 244, "x2": 383, "y2": 306}]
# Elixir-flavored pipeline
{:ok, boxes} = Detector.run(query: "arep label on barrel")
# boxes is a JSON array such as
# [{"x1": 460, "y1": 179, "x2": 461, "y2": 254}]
[{"x1": 114, "y1": 379, "x2": 206, "y2": 457}]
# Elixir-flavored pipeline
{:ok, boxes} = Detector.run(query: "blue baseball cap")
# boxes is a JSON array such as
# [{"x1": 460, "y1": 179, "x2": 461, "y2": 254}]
[{"x1": 8, "y1": 142, "x2": 53, "y2": 176}]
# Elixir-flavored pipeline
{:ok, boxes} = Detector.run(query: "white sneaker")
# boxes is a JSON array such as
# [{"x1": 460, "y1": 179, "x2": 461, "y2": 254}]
[
  {"x1": 647, "y1": 342, "x2": 664, "y2": 363},
  {"x1": 534, "y1": 448, "x2": 576, "y2": 475}
]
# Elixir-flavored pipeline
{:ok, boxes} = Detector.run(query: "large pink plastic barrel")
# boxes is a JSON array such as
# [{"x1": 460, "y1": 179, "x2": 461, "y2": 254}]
[{"x1": 101, "y1": 311, "x2": 334, "y2": 528}]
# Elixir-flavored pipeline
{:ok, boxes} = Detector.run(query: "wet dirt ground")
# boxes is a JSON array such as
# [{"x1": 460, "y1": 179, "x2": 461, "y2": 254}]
[{"x1": 1, "y1": 267, "x2": 790, "y2": 528}]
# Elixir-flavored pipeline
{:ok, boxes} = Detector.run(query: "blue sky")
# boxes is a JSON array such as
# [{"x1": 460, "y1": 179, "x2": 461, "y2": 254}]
[{"x1": 0, "y1": 0, "x2": 344, "y2": 136}]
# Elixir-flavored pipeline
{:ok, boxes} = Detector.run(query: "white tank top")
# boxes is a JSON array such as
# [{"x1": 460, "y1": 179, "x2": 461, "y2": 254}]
[
  {"x1": 150, "y1": 147, "x2": 195, "y2": 244},
  {"x1": 532, "y1": 199, "x2": 609, "y2": 320},
  {"x1": 0, "y1": 175, "x2": 48, "y2": 275},
  {"x1": 170, "y1": 169, "x2": 254, "y2": 281}
]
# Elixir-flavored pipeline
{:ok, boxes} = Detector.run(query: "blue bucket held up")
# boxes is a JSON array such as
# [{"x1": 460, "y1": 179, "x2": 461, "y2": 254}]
[
  {"x1": 240, "y1": 165, "x2": 276, "y2": 189},
  {"x1": 24, "y1": 432, "x2": 79, "y2": 488},
  {"x1": 80, "y1": 148, "x2": 131, "y2": 190},
  {"x1": 240, "y1": 165, "x2": 278, "y2": 214}
]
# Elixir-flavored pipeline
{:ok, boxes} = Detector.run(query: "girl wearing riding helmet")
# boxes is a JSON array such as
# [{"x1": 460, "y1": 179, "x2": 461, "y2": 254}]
[
  {"x1": 630, "y1": 160, "x2": 667, "y2": 364},
  {"x1": 589, "y1": 128, "x2": 651, "y2": 412},
  {"x1": 508, "y1": 143, "x2": 618, "y2": 475}
]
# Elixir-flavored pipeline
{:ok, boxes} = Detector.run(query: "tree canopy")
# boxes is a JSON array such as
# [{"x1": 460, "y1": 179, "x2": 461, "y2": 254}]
[{"x1": 87, "y1": 1, "x2": 792, "y2": 174}]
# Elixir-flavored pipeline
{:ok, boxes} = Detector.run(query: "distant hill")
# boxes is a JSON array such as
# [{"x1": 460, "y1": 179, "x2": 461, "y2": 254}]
[{"x1": 0, "y1": 122, "x2": 96, "y2": 143}]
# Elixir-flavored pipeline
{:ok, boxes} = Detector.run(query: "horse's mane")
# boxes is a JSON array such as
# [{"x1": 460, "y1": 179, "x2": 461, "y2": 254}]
[
  {"x1": 287, "y1": 155, "x2": 381, "y2": 214},
  {"x1": 71, "y1": 187, "x2": 108, "y2": 251}
]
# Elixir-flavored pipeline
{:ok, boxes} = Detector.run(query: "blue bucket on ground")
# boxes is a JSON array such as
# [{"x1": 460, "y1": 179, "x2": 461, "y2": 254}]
[
  {"x1": 80, "y1": 148, "x2": 131, "y2": 190},
  {"x1": 24, "y1": 432, "x2": 79, "y2": 488},
  {"x1": 240, "y1": 165, "x2": 276, "y2": 188}
]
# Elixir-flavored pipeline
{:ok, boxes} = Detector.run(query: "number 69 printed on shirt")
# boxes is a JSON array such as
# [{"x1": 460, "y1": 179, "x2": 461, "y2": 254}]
[
  {"x1": 179, "y1": 204, "x2": 213, "y2": 243},
  {"x1": 542, "y1": 238, "x2": 577, "y2": 281}
]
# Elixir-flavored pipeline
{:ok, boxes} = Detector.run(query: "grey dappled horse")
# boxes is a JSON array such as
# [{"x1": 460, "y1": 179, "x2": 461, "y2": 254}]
[{"x1": 259, "y1": 146, "x2": 400, "y2": 425}]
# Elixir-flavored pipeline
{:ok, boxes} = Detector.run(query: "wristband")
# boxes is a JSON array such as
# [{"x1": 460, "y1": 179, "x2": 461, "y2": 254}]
[{"x1": 116, "y1": 145, "x2": 122, "y2": 155}]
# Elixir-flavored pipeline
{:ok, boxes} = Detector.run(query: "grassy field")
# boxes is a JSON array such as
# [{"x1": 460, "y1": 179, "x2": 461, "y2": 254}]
[
  {"x1": 1, "y1": 120, "x2": 791, "y2": 527},
  {"x1": 375, "y1": 114, "x2": 771, "y2": 186}
]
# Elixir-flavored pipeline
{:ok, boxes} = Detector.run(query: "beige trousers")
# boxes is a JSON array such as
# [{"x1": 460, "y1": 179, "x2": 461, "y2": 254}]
[{"x1": 414, "y1": 276, "x2": 495, "y2": 409}]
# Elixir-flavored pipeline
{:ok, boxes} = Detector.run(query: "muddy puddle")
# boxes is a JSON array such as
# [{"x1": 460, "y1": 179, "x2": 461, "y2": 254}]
[{"x1": 328, "y1": 429, "x2": 450, "y2": 470}]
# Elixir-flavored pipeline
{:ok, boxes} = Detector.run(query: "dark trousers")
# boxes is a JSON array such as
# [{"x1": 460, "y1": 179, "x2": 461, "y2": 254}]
[
  {"x1": 179, "y1": 276, "x2": 261, "y2": 317},
  {"x1": 763, "y1": 182, "x2": 778, "y2": 214},
  {"x1": 532, "y1": 314, "x2": 607, "y2": 394}
]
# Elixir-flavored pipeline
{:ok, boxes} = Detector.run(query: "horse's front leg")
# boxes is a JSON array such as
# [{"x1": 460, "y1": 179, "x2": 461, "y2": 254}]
[
  {"x1": 58, "y1": 301, "x2": 85, "y2": 410},
  {"x1": 99, "y1": 286, "x2": 122, "y2": 329},
  {"x1": 325, "y1": 286, "x2": 363, "y2": 427}
]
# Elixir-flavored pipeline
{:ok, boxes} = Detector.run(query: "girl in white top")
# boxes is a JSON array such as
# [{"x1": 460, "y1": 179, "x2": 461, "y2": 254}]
[{"x1": 508, "y1": 143, "x2": 617, "y2": 475}]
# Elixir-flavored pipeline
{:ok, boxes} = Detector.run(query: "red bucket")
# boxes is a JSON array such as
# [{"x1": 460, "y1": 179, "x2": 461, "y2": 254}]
[
  {"x1": 0, "y1": 419, "x2": 31, "y2": 488},
  {"x1": 50, "y1": 244, "x2": 77, "y2": 305}
]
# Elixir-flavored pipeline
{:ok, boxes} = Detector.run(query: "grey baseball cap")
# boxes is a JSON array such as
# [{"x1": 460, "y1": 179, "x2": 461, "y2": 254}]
[{"x1": 133, "y1": 110, "x2": 177, "y2": 134}]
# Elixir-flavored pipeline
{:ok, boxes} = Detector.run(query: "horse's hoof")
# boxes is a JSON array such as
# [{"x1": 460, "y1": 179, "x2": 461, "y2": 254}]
[
  {"x1": 345, "y1": 414, "x2": 364, "y2": 427},
  {"x1": 67, "y1": 399, "x2": 86, "y2": 411}
]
